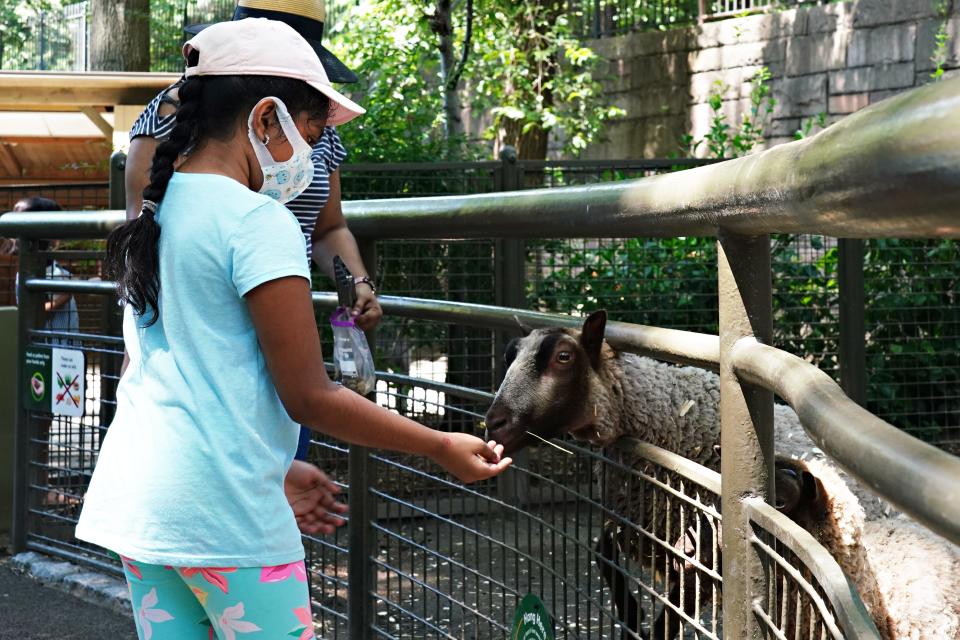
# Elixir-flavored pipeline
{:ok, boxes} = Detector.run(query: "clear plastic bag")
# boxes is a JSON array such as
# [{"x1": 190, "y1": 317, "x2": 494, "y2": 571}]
[{"x1": 330, "y1": 307, "x2": 377, "y2": 396}]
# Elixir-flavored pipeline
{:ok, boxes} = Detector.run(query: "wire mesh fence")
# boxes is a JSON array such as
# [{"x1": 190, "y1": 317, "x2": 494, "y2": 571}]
[
  {"x1": 15, "y1": 261, "x2": 876, "y2": 638},
  {"x1": 567, "y1": 0, "x2": 833, "y2": 38},
  {"x1": 0, "y1": 0, "x2": 235, "y2": 72},
  {"x1": 0, "y1": 2, "x2": 89, "y2": 71}
]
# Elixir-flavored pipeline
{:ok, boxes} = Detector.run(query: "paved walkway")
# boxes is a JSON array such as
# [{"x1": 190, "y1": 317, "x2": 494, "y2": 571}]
[{"x1": 0, "y1": 556, "x2": 136, "y2": 639}]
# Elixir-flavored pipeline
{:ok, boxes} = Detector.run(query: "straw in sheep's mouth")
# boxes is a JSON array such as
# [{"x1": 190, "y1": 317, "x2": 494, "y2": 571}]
[{"x1": 525, "y1": 431, "x2": 574, "y2": 455}]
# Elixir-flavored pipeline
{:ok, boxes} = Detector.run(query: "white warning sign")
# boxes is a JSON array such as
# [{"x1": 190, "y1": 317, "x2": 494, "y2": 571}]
[{"x1": 51, "y1": 347, "x2": 84, "y2": 417}]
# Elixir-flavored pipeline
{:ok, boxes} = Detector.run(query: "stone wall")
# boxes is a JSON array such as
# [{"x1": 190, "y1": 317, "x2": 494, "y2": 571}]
[{"x1": 586, "y1": 0, "x2": 960, "y2": 158}]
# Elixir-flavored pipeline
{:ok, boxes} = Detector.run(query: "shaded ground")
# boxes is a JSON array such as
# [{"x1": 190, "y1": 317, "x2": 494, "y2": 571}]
[{"x1": 0, "y1": 558, "x2": 136, "y2": 640}]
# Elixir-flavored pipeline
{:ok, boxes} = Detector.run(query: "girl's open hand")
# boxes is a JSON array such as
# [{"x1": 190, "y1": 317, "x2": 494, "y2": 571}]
[
  {"x1": 284, "y1": 460, "x2": 348, "y2": 536},
  {"x1": 432, "y1": 434, "x2": 513, "y2": 483}
]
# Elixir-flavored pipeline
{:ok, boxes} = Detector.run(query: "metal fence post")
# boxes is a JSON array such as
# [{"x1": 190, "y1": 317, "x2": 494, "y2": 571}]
[
  {"x1": 12, "y1": 238, "x2": 43, "y2": 553},
  {"x1": 348, "y1": 237, "x2": 377, "y2": 640},
  {"x1": 99, "y1": 150, "x2": 127, "y2": 426},
  {"x1": 838, "y1": 238, "x2": 866, "y2": 406},
  {"x1": 109, "y1": 151, "x2": 126, "y2": 211},
  {"x1": 718, "y1": 230, "x2": 774, "y2": 639},
  {"x1": 493, "y1": 147, "x2": 529, "y2": 505}
]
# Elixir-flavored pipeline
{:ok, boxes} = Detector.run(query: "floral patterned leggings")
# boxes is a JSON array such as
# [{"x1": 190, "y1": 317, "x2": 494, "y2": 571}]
[{"x1": 121, "y1": 556, "x2": 315, "y2": 640}]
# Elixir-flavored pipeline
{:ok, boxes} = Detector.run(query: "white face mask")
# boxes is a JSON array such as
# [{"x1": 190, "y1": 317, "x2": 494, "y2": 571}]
[{"x1": 247, "y1": 97, "x2": 314, "y2": 204}]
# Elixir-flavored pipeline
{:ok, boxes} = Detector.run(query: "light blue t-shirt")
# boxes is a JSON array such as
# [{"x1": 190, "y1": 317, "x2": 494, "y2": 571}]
[{"x1": 76, "y1": 172, "x2": 311, "y2": 567}]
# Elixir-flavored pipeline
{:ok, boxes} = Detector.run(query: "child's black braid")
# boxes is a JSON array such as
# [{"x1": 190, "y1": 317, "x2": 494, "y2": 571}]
[
  {"x1": 142, "y1": 77, "x2": 203, "y2": 205},
  {"x1": 105, "y1": 77, "x2": 204, "y2": 326}
]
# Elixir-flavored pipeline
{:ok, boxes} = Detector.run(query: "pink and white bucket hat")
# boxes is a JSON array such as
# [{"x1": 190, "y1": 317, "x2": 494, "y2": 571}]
[{"x1": 183, "y1": 17, "x2": 365, "y2": 127}]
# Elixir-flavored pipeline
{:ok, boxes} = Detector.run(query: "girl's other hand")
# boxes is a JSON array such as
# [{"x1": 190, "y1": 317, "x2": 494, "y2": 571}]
[
  {"x1": 432, "y1": 435, "x2": 513, "y2": 484},
  {"x1": 284, "y1": 460, "x2": 348, "y2": 536}
]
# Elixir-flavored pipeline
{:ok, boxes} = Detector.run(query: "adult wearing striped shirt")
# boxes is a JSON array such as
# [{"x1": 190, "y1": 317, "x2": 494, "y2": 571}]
[{"x1": 123, "y1": 0, "x2": 380, "y2": 536}]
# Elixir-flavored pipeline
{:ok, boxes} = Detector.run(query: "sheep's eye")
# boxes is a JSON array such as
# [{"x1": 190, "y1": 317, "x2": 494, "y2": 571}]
[{"x1": 556, "y1": 351, "x2": 572, "y2": 363}]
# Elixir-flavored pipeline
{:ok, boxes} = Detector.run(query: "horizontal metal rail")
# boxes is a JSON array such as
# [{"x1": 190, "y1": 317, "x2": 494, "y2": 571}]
[
  {"x1": 3, "y1": 80, "x2": 960, "y2": 240},
  {"x1": 22, "y1": 278, "x2": 720, "y2": 370},
  {"x1": 732, "y1": 338, "x2": 960, "y2": 545}
]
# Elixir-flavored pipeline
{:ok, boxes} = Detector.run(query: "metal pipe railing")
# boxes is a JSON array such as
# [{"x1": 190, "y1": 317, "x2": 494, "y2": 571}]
[
  {"x1": 732, "y1": 337, "x2": 960, "y2": 546},
  {"x1": 23, "y1": 279, "x2": 720, "y2": 370}
]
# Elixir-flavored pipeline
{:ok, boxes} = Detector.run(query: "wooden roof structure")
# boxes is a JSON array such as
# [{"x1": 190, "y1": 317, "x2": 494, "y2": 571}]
[{"x1": 0, "y1": 71, "x2": 179, "y2": 184}]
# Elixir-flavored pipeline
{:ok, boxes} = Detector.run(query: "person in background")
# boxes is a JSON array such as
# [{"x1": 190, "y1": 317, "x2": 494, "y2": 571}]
[
  {"x1": 76, "y1": 19, "x2": 510, "y2": 639},
  {"x1": 123, "y1": 0, "x2": 372, "y2": 536},
  {"x1": 14, "y1": 197, "x2": 80, "y2": 338}
]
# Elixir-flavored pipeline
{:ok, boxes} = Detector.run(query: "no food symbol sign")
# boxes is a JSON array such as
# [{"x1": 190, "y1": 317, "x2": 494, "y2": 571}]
[
  {"x1": 511, "y1": 594, "x2": 554, "y2": 640},
  {"x1": 24, "y1": 347, "x2": 85, "y2": 417}
]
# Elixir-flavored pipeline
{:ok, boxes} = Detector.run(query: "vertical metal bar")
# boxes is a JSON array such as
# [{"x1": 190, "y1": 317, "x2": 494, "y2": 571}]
[
  {"x1": 493, "y1": 147, "x2": 529, "y2": 506},
  {"x1": 347, "y1": 237, "x2": 377, "y2": 640},
  {"x1": 347, "y1": 441, "x2": 373, "y2": 640},
  {"x1": 717, "y1": 230, "x2": 773, "y2": 640},
  {"x1": 12, "y1": 239, "x2": 43, "y2": 553},
  {"x1": 698, "y1": 0, "x2": 707, "y2": 23},
  {"x1": 109, "y1": 152, "x2": 126, "y2": 211},
  {"x1": 838, "y1": 238, "x2": 866, "y2": 406},
  {"x1": 38, "y1": 11, "x2": 46, "y2": 71}
]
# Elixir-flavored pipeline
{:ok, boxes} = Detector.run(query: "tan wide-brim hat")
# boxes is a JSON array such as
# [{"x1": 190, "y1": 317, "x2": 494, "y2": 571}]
[
  {"x1": 184, "y1": 0, "x2": 357, "y2": 84},
  {"x1": 184, "y1": 18, "x2": 365, "y2": 127}
]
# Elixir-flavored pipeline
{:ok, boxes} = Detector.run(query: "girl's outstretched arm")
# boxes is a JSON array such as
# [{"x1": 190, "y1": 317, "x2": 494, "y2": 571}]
[{"x1": 246, "y1": 276, "x2": 512, "y2": 484}]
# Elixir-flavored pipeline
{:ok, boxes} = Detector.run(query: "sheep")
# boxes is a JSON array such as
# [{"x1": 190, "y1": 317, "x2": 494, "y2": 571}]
[
  {"x1": 483, "y1": 310, "x2": 892, "y2": 636},
  {"x1": 484, "y1": 310, "x2": 892, "y2": 514},
  {"x1": 776, "y1": 457, "x2": 960, "y2": 640}
]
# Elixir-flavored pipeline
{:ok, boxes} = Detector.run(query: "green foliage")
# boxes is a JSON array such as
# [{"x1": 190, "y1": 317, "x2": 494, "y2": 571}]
[
  {"x1": 863, "y1": 239, "x2": 960, "y2": 440},
  {"x1": 681, "y1": 67, "x2": 775, "y2": 159},
  {"x1": 327, "y1": 1, "x2": 460, "y2": 162},
  {"x1": 149, "y1": 0, "x2": 234, "y2": 72},
  {"x1": 930, "y1": 0, "x2": 952, "y2": 81},
  {"x1": 470, "y1": 2, "x2": 624, "y2": 155},
  {"x1": 794, "y1": 112, "x2": 827, "y2": 140},
  {"x1": 328, "y1": 0, "x2": 623, "y2": 161},
  {"x1": 0, "y1": 0, "x2": 79, "y2": 70}
]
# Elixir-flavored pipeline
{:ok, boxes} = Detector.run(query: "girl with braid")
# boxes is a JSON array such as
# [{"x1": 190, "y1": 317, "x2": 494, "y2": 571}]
[
  {"x1": 75, "y1": 19, "x2": 511, "y2": 640},
  {"x1": 125, "y1": 1, "x2": 374, "y2": 539}
]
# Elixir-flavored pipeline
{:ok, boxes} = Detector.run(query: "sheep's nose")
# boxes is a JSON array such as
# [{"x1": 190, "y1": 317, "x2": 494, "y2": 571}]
[{"x1": 484, "y1": 405, "x2": 510, "y2": 430}]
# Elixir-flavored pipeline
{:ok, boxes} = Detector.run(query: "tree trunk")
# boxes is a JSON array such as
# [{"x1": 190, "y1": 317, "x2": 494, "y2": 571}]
[
  {"x1": 90, "y1": 0, "x2": 150, "y2": 71},
  {"x1": 495, "y1": 0, "x2": 563, "y2": 164},
  {"x1": 434, "y1": 0, "x2": 464, "y2": 145},
  {"x1": 500, "y1": 117, "x2": 549, "y2": 160}
]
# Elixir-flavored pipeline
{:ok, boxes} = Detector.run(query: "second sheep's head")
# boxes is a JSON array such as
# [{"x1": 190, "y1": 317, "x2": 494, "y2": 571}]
[{"x1": 485, "y1": 310, "x2": 615, "y2": 455}]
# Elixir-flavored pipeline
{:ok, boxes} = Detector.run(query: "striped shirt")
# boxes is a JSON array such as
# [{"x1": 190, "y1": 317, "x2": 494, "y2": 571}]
[{"x1": 130, "y1": 81, "x2": 348, "y2": 265}]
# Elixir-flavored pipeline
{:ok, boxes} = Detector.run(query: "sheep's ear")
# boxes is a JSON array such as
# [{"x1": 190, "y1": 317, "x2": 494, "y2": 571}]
[
  {"x1": 503, "y1": 337, "x2": 520, "y2": 369},
  {"x1": 801, "y1": 470, "x2": 820, "y2": 503},
  {"x1": 580, "y1": 310, "x2": 607, "y2": 370}
]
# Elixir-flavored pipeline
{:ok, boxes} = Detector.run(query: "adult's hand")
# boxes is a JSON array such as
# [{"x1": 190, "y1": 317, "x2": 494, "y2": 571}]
[{"x1": 352, "y1": 284, "x2": 382, "y2": 331}]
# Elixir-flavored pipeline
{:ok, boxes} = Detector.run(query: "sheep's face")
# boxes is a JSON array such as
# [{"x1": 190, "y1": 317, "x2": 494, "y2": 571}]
[
  {"x1": 485, "y1": 311, "x2": 609, "y2": 455},
  {"x1": 774, "y1": 457, "x2": 828, "y2": 530}
]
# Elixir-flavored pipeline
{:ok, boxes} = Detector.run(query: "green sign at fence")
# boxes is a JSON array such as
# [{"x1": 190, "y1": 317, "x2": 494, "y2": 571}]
[
  {"x1": 511, "y1": 594, "x2": 554, "y2": 640},
  {"x1": 23, "y1": 346, "x2": 84, "y2": 417}
]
